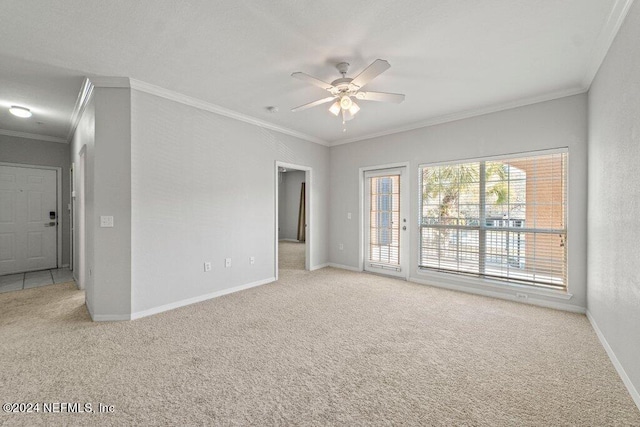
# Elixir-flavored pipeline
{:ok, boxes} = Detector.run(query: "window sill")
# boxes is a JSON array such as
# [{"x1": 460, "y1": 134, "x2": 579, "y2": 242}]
[{"x1": 415, "y1": 269, "x2": 573, "y2": 300}]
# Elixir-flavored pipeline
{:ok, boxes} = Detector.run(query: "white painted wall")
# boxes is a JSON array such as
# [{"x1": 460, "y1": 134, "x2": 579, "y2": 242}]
[
  {"x1": 130, "y1": 90, "x2": 329, "y2": 314},
  {"x1": 0, "y1": 135, "x2": 71, "y2": 266},
  {"x1": 278, "y1": 170, "x2": 305, "y2": 241},
  {"x1": 329, "y1": 94, "x2": 588, "y2": 310},
  {"x1": 588, "y1": 0, "x2": 640, "y2": 405}
]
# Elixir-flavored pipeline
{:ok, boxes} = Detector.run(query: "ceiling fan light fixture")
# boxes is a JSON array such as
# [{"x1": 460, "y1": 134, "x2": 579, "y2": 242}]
[
  {"x1": 339, "y1": 95, "x2": 353, "y2": 110},
  {"x1": 342, "y1": 108, "x2": 355, "y2": 122},
  {"x1": 328, "y1": 100, "x2": 341, "y2": 116},
  {"x1": 9, "y1": 106, "x2": 32, "y2": 118},
  {"x1": 291, "y1": 59, "x2": 404, "y2": 128}
]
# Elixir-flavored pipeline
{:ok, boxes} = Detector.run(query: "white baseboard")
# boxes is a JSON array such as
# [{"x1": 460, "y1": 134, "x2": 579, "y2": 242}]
[
  {"x1": 328, "y1": 263, "x2": 362, "y2": 272},
  {"x1": 408, "y1": 277, "x2": 586, "y2": 313},
  {"x1": 60, "y1": 264, "x2": 69, "y2": 268},
  {"x1": 279, "y1": 238, "x2": 301, "y2": 243},
  {"x1": 85, "y1": 301, "x2": 131, "y2": 321},
  {"x1": 310, "y1": 263, "x2": 329, "y2": 271},
  {"x1": 91, "y1": 313, "x2": 132, "y2": 321},
  {"x1": 587, "y1": 310, "x2": 640, "y2": 411},
  {"x1": 130, "y1": 277, "x2": 276, "y2": 320}
]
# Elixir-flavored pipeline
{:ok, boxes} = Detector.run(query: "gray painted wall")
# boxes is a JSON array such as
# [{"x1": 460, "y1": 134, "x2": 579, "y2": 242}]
[
  {"x1": 130, "y1": 90, "x2": 329, "y2": 314},
  {"x1": 588, "y1": 1, "x2": 640, "y2": 402},
  {"x1": 71, "y1": 97, "x2": 95, "y2": 311},
  {"x1": 0, "y1": 135, "x2": 71, "y2": 266},
  {"x1": 329, "y1": 94, "x2": 588, "y2": 310},
  {"x1": 70, "y1": 87, "x2": 132, "y2": 319},
  {"x1": 93, "y1": 87, "x2": 132, "y2": 318},
  {"x1": 278, "y1": 170, "x2": 305, "y2": 241}
]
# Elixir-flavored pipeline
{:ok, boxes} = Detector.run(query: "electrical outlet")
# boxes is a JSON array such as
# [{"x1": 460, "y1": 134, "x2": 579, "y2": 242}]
[
  {"x1": 347, "y1": 212, "x2": 352, "y2": 220},
  {"x1": 516, "y1": 293, "x2": 528, "y2": 300},
  {"x1": 250, "y1": 257, "x2": 255, "y2": 265},
  {"x1": 204, "y1": 262, "x2": 211, "y2": 272},
  {"x1": 338, "y1": 243, "x2": 344, "y2": 250},
  {"x1": 225, "y1": 258, "x2": 232, "y2": 268}
]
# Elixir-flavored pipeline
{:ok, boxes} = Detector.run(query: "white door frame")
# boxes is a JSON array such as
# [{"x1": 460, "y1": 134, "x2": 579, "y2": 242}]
[
  {"x1": 359, "y1": 162, "x2": 410, "y2": 279},
  {"x1": 75, "y1": 146, "x2": 87, "y2": 290},
  {"x1": 275, "y1": 161, "x2": 312, "y2": 279},
  {"x1": 0, "y1": 161, "x2": 63, "y2": 270},
  {"x1": 69, "y1": 164, "x2": 74, "y2": 271}
]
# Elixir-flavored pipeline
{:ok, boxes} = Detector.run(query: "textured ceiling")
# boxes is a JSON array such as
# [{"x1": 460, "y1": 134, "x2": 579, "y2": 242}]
[{"x1": 0, "y1": 0, "x2": 630, "y2": 144}]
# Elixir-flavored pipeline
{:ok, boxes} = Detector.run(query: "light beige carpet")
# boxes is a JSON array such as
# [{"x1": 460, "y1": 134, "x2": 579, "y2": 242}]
[
  {"x1": 0, "y1": 268, "x2": 638, "y2": 426},
  {"x1": 278, "y1": 241, "x2": 305, "y2": 270}
]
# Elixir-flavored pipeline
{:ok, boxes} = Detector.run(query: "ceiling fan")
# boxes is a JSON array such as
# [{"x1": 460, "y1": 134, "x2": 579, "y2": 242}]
[{"x1": 291, "y1": 59, "x2": 405, "y2": 126}]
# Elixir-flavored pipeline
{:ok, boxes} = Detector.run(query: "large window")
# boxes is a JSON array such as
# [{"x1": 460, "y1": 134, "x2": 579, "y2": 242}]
[{"x1": 419, "y1": 151, "x2": 567, "y2": 290}]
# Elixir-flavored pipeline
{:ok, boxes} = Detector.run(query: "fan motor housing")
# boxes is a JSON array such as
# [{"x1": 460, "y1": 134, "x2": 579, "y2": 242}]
[
  {"x1": 330, "y1": 77, "x2": 352, "y2": 87},
  {"x1": 330, "y1": 77, "x2": 358, "y2": 96}
]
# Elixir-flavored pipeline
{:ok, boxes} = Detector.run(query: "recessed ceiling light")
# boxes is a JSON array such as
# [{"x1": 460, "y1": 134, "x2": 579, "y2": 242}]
[{"x1": 9, "y1": 106, "x2": 32, "y2": 118}]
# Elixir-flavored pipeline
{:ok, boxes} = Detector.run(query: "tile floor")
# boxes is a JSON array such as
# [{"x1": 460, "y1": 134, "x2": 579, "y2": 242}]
[{"x1": 0, "y1": 268, "x2": 75, "y2": 294}]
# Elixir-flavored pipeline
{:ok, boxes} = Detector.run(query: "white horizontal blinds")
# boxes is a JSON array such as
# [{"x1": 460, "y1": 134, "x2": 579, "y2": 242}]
[
  {"x1": 419, "y1": 152, "x2": 567, "y2": 290},
  {"x1": 369, "y1": 175, "x2": 401, "y2": 265}
]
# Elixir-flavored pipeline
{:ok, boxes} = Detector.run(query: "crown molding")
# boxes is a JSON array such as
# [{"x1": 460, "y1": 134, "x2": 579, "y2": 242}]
[
  {"x1": 330, "y1": 0, "x2": 633, "y2": 147},
  {"x1": 83, "y1": 0, "x2": 633, "y2": 156},
  {"x1": 83, "y1": 76, "x2": 328, "y2": 146},
  {"x1": 0, "y1": 128, "x2": 67, "y2": 144},
  {"x1": 66, "y1": 77, "x2": 94, "y2": 143},
  {"x1": 128, "y1": 79, "x2": 328, "y2": 146},
  {"x1": 329, "y1": 86, "x2": 588, "y2": 146},
  {"x1": 88, "y1": 76, "x2": 131, "y2": 88},
  {"x1": 581, "y1": 0, "x2": 635, "y2": 88}
]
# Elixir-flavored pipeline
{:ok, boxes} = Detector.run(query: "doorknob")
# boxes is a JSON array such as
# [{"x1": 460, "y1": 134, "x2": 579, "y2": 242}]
[
  {"x1": 402, "y1": 226, "x2": 407, "y2": 230},
  {"x1": 45, "y1": 222, "x2": 56, "y2": 227}
]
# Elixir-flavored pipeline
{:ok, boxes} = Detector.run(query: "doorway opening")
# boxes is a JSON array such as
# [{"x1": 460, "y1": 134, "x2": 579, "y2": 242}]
[{"x1": 275, "y1": 162, "x2": 311, "y2": 278}]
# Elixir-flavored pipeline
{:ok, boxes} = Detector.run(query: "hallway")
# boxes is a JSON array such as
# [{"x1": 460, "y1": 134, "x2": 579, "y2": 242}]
[{"x1": 0, "y1": 268, "x2": 75, "y2": 294}]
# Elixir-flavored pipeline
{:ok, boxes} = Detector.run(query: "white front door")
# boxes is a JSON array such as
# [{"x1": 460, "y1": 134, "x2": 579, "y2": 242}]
[
  {"x1": 0, "y1": 165, "x2": 57, "y2": 275},
  {"x1": 364, "y1": 167, "x2": 409, "y2": 278}
]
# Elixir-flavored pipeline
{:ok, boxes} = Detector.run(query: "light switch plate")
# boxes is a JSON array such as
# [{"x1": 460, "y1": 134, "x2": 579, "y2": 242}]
[{"x1": 100, "y1": 216, "x2": 114, "y2": 228}]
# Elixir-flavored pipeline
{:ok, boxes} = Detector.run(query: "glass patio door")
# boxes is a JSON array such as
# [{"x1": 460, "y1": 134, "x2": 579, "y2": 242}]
[{"x1": 364, "y1": 167, "x2": 408, "y2": 278}]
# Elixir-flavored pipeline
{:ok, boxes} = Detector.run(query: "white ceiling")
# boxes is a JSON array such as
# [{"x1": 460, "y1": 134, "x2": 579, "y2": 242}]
[{"x1": 0, "y1": 0, "x2": 632, "y2": 145}]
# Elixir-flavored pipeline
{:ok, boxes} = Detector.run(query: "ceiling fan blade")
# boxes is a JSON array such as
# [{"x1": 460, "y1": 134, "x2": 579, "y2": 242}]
[
  {"x1": 291, "y1": 96, "x2": 336, "y2": 112},
  {"x1": 350, "y1": 59, "x2": 391, "y2": 89},
  {"x1": 291, "y1": 72, "x2": 334, "y2": 90},
  {"x1": 355, "y1": 91, "x2": 405, "y2": 104}
]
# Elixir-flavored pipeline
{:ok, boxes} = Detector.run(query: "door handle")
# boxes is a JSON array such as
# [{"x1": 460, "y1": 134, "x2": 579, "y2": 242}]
[
  {"x1": 45, "y1": 222, "x2": 56, "y2": 227},
  {"x1": 402, "y1": 226, "x2": 407, "y2": 230}
]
